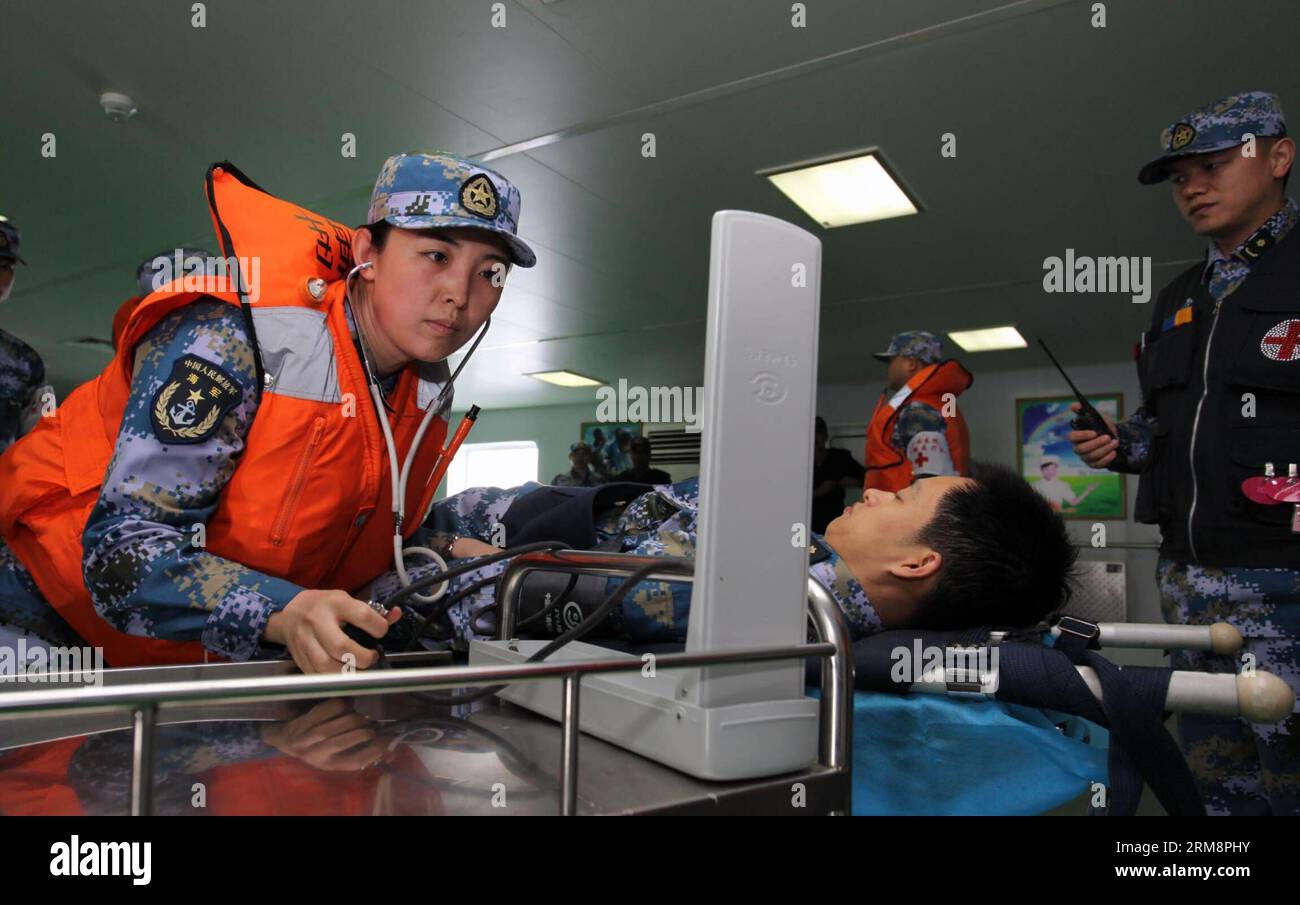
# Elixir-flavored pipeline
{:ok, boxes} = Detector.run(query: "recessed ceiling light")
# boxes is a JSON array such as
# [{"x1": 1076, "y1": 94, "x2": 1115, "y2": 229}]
[
  {"x1": 525, "y1": 370, "x2": 604, "y2": 388},
  {"x1": 760, "y1": 150, "x2": 919, "y2": 228},
  {"x1": 947, "y1": 326, "x2": 1027, "y2": 353}
]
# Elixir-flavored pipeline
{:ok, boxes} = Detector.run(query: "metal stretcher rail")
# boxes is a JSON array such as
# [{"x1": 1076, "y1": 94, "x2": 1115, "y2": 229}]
[{"x1": 0, "y1": 605, "x2": 852, "y2": 816}]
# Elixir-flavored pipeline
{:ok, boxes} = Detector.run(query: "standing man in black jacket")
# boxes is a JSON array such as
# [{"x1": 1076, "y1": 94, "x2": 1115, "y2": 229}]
[
  {"x1": 812, "y1": 416, "x2": 866, "y2": 535},
  {"x1": 1071, "y1": 91, "x2": 1298, "y2": 815}
]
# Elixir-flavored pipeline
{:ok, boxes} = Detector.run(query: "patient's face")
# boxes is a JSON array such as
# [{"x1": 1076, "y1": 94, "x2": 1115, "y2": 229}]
[
  {"x1": 826, "y1": 476, "x2": 969, "y2": 551},
  {"x1": 824, "y1": 476, "x2": 974, "y2": 621}
]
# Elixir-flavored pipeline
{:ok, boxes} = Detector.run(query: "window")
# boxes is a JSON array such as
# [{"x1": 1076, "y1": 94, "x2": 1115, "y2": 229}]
[{"x1": 444, "y1": 441, "x2": 539, "y2": 496}]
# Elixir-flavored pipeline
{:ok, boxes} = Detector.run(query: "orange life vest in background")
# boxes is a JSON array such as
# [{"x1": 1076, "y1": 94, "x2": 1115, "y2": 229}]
[
  {"x1": 864, "y1": 360, "x2": 972, "y2": 492},
  {"x1": 0, "y1": 163, "x2": 458, "y2": 666}
]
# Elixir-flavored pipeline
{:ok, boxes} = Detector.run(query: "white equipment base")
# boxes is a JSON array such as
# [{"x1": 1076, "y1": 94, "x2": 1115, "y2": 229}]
[{"x1": 469, "y1": 639, "x2": 819, "y2": 781}]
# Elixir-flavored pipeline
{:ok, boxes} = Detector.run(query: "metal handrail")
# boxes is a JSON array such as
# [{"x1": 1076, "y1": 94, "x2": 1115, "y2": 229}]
[
  {"x1": 0, "y1": 637, "x2": 840, "y2": 816},
  {"x1": 0, "y1": 646, "x2": 836, "y2": 717}
]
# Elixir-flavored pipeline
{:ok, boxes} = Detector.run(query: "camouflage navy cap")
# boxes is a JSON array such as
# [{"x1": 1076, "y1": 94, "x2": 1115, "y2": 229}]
[
  {"x1": 872, "y1": 330, "x2": 943, "y2": 364},
  {"x1": 367, "y1": 152, "x2": 536, "y2": 267},
  {"x1": 1138, "y1": 91, "x2": 1287, "y2": 185},
  {"x1": 0, "y1": 216, "x2": 26, "y2": 265}
]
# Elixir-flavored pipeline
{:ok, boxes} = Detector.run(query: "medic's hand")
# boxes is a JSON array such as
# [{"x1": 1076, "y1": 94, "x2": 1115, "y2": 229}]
[
  {"x1": 448, "y1": 537, "x2": 500, "y2": 559},
  {"x1": 264, "y1": 590, "x2": 403, "y2": 674},
  {"x1": 260, "y1": 698, "x2": 391, "y2": 772},
  {"x1": 1066, "y1": 403, "x2": 1120, "y2": 469}
]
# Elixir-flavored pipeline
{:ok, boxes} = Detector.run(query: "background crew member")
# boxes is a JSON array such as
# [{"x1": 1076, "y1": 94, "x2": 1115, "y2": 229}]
[
  {"x1": 552, "y1": 441, "x2": 602, "y2": 486},
  {"x1": 1071, "y1": 91, "x2": 1299, "y2": 815},
  {"x1": 812, "y1": 416, "x2": 866, "y2": 534},
  {"x1": 614, "y1": 435, "x2": 671, "y2": 485},
  {"x1": 864, "y1": 330, "x2": 972, "y2": 491},
  {"x1": 0, "y1": 216, "x2": 45, "y2": 453}
]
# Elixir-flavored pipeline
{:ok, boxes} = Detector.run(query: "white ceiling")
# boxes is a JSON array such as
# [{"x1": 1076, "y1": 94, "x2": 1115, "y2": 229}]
[{"x1": 2, "y1": 0, "x2": 1296, "y2": 410}]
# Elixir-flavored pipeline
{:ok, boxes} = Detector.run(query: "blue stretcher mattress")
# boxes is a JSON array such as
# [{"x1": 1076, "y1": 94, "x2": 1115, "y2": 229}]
[{"x1": 834, "y1": 691, "x2": 1110, "y2": 815}]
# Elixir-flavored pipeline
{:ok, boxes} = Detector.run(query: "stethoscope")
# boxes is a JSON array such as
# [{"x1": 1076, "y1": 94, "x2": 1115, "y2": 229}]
[{"x1": 343, "y1": 261, "x2": 491, "y2": 605}]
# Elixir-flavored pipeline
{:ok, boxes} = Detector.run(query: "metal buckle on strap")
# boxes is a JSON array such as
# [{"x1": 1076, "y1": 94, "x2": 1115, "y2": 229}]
[
  {"x1": 942, "y1": 645, "x2": 999, "y2": 696},
  {"x1": 1056, "y1": 616, "x2": 1100, "y2": 644}
]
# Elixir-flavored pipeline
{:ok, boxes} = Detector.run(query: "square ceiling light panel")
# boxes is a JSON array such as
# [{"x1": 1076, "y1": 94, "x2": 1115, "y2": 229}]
[
  {"x1": 947, "y1": 326, "x2": 1027, "y2": 353},
  {"x1": 525, "y1": 370, "x2": 604, "y2": 387},
  {"x1": 762, "y1": 150, "x2": 921, "y2": 228}
]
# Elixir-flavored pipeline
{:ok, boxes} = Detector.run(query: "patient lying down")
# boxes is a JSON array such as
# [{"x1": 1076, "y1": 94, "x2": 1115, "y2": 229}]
[{"x1": 349, "y1": 461, "x2": 1078, "y2": 671}]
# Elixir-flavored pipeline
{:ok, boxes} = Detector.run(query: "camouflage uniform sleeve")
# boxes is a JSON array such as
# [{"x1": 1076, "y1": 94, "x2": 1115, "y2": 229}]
[
  {"x1": 1111, "y1": 405, "x2": 1156, "y2": 474},
  {"x1": 890, "y1": 401, "x2": 949, "y2": 454},
  {"x1": 1113, "y1": 281, "x2": 1175, "y2": 476},
  {"x1": 891, "y1": 402, "x2": 957, "y2": 476},
  {"x1": 81, "y1": 300, "x2": 303, "y2": 661},
  {"x1": 608, "y1": 478, "x2": 698, "y2": 643}
]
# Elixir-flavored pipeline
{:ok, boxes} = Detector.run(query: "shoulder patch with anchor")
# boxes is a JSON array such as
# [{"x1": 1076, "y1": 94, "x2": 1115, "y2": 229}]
[{"x1": 150, "y1": 354, "x2": 243, "y2": 444}]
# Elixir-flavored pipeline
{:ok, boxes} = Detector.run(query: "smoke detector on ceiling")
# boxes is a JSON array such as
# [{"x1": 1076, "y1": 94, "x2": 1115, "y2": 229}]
[{"x1": 99, "y1": 91, "x2": 138, "y2": 122}]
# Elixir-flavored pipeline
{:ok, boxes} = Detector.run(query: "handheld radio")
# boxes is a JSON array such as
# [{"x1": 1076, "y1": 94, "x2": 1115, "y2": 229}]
[{"x1": 1038, "y1": 339, "x2": 1116, "y2": 439}]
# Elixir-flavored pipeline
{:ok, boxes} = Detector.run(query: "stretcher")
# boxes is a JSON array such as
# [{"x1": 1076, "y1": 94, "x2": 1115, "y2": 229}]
[{"x1": 0, "y1": 550, "x2": 1291, "y2": 815}]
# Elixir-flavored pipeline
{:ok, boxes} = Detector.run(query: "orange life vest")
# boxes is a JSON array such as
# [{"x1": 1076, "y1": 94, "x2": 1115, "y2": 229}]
[
  {"x1": 864, "y1": 360, "x2": 973, "y2": 492},
  {"x1": 110, "y1": 295, "x2": 143, "y2": 350},
  {"x1": 0, "y1": 163, "x2": 459, "y2": 666}
]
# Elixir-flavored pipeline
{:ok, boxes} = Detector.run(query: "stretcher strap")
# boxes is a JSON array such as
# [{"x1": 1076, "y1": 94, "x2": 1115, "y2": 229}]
[
  {"x1": 999, "y1": 641, "x2": 1203, "y2": 816},
  {"x1": 1076, "y1": 652, "x2": 1205, "y2": 817},
  {"x1": 847, "y1": 631, "x2": 1205, "y2": 816}
]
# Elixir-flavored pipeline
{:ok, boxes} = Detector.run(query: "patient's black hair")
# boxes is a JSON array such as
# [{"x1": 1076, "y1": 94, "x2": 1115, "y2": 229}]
[{"x1": 911, "y1": 461, "x2": 1077, "y2": 630}]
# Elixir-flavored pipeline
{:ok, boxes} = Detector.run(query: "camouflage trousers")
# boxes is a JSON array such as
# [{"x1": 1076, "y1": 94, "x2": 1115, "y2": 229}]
[{"x1": 1157, "y1": 557, "x2": 1300, "y2": 816}]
